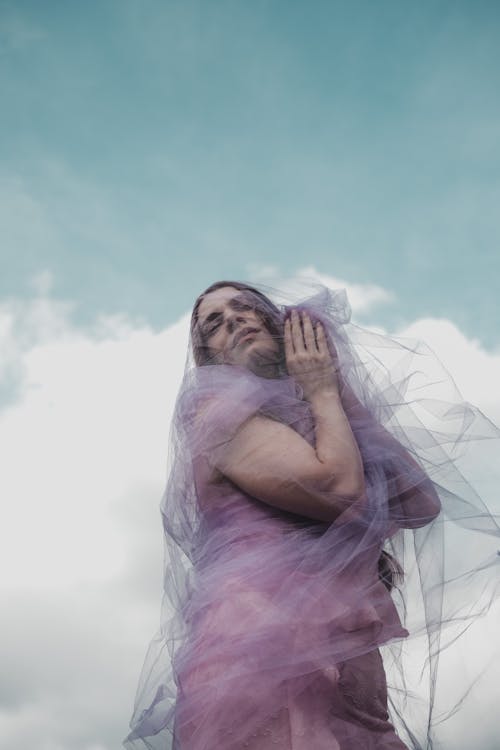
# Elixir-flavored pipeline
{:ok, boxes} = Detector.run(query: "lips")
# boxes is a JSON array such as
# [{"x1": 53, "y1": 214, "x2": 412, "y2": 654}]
[{"x1": 234, "y1": 327, "x2": 260, "y2": 347}]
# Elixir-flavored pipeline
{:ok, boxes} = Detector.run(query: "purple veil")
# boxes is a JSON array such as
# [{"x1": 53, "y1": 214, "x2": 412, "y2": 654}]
[{"x1": 123, "y1": 280, "x2": 500, "y2": 750}]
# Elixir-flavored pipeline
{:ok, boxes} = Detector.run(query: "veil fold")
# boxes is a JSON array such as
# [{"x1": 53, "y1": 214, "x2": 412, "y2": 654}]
[{"x1": 124, "y1": 280, "x2": 500, "y2": 750}]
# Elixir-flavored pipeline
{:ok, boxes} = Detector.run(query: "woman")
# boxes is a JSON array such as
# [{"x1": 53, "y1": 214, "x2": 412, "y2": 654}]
[{"x1": 124, "y1": 279, "x2": 500, "y2": 749}]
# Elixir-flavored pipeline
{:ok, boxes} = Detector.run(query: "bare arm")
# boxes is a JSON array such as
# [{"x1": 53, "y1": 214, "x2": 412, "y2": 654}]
[
  {"x1": 308, "y1": 387, "x2": 366, "y2": 499},
  {"x1": 209, "y1": 309, "x2": 366, "y2": 523}
]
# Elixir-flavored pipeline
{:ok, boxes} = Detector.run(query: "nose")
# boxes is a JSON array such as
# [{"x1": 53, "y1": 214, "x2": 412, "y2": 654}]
[{"x1": 226, "y1": 313, "x2": 248, "y2": 333}]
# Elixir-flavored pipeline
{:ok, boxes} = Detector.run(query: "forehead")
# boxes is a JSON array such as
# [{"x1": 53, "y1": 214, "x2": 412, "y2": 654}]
[{"x1": 197, "y1": 286, "x2": 246, "y2": 319}]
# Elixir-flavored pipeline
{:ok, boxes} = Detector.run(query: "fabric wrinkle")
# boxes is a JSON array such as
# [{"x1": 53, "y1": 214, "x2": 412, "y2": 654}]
[{"x1": 123, "y1": 282, "x2": 500, "y2": 750}]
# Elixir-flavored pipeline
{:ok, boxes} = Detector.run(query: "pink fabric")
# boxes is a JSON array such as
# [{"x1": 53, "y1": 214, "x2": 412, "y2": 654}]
[
  {"x1": 169, "y1": 368, "x2": 409, "y2": 748},
  {"x1": 123, "y1": 284, "x2": 500, "y2": 750}
]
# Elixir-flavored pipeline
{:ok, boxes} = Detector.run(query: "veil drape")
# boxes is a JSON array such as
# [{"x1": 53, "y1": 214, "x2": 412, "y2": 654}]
[{"x1": 123, "y1": 280, "x2": 500, "y2": 750}]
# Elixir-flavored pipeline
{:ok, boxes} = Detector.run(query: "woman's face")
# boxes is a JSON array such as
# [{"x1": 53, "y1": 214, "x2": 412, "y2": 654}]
[{"x1": 196, "y1": 286, "x2": 281, "y2": 374}]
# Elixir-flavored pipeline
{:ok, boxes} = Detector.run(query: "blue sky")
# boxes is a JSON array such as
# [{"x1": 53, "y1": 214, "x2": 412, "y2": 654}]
[
  {"x1": 1, "y1": 3, "x2": 500, "y2": 750},
  {"x1": 1, "y1": 0, "x2": 499, "y2": 345}
]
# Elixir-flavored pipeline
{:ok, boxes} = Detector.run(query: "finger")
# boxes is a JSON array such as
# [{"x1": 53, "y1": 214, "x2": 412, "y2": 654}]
[
  {"x1": 315, "y1": 321, "x2": 330, "y2": 357},
  {"x1": 319, "y1": 326, "x2": 339, "y2": 368},
  {"x1": 302, "y1": 311, "x2": 317, "y2": 352},
  {"x1": 291, "y1": 308, "x2": 305, "y2": 353},
  {"x1": 283, "y1": 317, "x2": 295, "y2": 360}
]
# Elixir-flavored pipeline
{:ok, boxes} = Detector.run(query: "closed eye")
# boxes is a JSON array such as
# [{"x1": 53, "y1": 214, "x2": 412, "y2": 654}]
[
  {"x1": 202, "y1": 300, "x2": 253, "y2": 333},
  {"x1": 200, "y1": 297, "x2": 256, "y2": 338},
  {"x1": 207, "y1": 322, "x2": 221, "y2": 335},
  {"x1": 203, "y1": 316, "x2": 222, "y2": 336}
]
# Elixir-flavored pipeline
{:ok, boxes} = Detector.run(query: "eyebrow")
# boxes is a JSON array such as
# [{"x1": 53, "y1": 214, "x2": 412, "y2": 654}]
[{"x1": 198, "y1": 294, "x2": 252, "y2": 331}]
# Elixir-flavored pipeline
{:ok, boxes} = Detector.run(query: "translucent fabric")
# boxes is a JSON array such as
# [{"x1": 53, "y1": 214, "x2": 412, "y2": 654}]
[{"x1": 123, "y1": 281, "x2": 500, "y2": 750}]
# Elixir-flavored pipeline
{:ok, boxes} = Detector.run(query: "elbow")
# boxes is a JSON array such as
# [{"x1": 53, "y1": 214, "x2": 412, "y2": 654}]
[
  {"x1": 341, "y1": 477, "x2": 367, "y2": 502},
  {"x1": 303, "y1": 462, "x2": 367, "y2": 521},
  {"x1": 423, "y1": 488, "x2": 441, "y2": 522},
  {"x1": 396, "y1": 487, "x2": 441, "y2": 529},
  {"x1": 415, "y1": 479, "x2": 441, "y2": 523},
  {"x1": 336, "y1": 460, "x2": 367, "y2": 502},
  {"x1": 323, "y1": 471, "x2": 367, "y2": 506}
]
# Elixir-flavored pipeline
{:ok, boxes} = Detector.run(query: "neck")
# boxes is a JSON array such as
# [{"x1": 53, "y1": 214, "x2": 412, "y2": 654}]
[{"x1": 244, "y1": 350, "x2": 284, "y2": 379}]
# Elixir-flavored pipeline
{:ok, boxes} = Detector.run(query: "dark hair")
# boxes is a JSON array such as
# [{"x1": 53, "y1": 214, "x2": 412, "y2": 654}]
[
  {"x1": 191, "y1": 280, "x2": 404, "y2": 593},
  {"x1": 378, "y1": 549, "x2": 404, "y2": 592}
]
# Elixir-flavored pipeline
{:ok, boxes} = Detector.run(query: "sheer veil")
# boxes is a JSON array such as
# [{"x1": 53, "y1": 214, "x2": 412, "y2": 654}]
[{"x1": 124, "y1": 278, "x2": 500, "y2": 750}]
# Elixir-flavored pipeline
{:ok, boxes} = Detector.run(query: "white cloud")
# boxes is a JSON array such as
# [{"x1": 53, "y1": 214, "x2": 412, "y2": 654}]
[
  {"x1": 0, "y1": 286, "x2": 189, "y2": 590},
  {"x1": 0, "y1": 273, "x2": 499, "y2": 750},
  {"x1": 296, "y1": 265, "x2": 396, "y2": 313},
  {"x1": 397, "y1": 316, "x2": 500, "y2": 421},
  {"x1": 0, "y1": 281, "x2": 190, "y2": 749},
  {"x1": 246, "y1": 262, "x2": 395, "y2": 315}
]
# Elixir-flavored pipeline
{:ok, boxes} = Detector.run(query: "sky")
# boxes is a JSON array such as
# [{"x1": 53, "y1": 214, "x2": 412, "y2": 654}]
[{"x1": 1, "y1": 2, "x2": 500, "y2": 749}]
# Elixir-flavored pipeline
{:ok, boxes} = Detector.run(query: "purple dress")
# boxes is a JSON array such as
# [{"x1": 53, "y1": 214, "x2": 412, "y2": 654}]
[
  {"x1": 175, "y1": 372, "x2": 411, "y2": 749},
  {"x1": 123, "y1": 286, "x2": 500, "y2": 750}
]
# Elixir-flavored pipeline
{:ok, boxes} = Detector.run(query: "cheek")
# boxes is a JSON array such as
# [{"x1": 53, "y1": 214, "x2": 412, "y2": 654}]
[
  {"x1": 212, "y1": 331, "x2": 231, "y2": 354},
  {"x1": 262, "y1": 329, "x2": 280, "y2": 351}
]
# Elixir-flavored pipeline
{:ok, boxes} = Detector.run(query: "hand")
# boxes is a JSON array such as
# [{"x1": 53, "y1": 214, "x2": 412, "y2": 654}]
[{"x1": 284, "y1": 309, "x2": 340, "y2": 401}]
